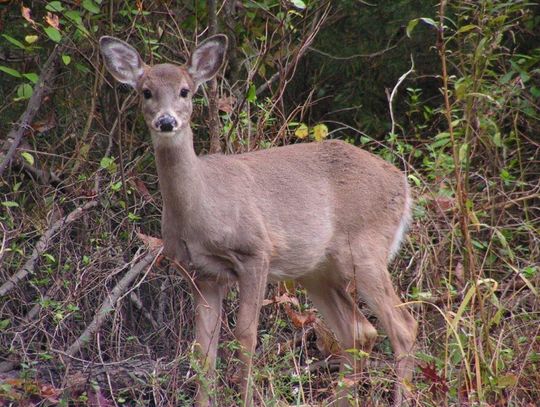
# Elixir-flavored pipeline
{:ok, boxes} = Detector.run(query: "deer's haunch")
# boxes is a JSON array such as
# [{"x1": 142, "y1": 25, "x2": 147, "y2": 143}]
[{"x1": 100, "y1": 34, "x2": 417, "y2": 407}]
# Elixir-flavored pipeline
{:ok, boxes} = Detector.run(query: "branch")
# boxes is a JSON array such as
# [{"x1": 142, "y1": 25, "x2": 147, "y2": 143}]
[
  {"x1": 0, "y1": 43, "x2": 63, "y2": 177},
  {"x1": 64, "y1": 250, "x2": 160, "y2": 359},
  {"x1": 0, "y1": 200, "x2": 98, "y2": 298},
  {"x1": 386, "y1": 55, "x2": 415, "y2": 135}
]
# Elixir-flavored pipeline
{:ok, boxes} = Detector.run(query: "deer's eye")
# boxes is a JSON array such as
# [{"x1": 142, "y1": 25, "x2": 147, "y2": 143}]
[
  {"x1": 180, "y1": 88, "x2": 189, "y2": 98},
  {"x1": 142, "y1": 89, "x2": 152, "y2": 99}
]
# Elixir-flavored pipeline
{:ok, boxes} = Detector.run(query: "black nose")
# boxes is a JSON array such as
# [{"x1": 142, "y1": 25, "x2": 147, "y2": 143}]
[{"x1": 156, "y1": 115, "x2": 177, "y2": 132}]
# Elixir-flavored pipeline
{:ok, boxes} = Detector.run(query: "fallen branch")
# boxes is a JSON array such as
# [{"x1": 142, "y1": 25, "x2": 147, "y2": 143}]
[
  {"x1": 0, "y1": 43, "x2": 64, "y2": 177},
  {"x1": 64, "y1": 249, "x2": 160, "y2": 359},
  {"x1": 0, "y1": 200, "x2": 98, "y2": 298}
]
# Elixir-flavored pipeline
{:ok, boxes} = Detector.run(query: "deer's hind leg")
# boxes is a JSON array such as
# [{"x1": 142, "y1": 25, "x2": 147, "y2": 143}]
[
  {"x1": 299, "y1": 271, "x2": 378, "y2": 406},
  {"x1": 351, "y1": 246, "x2": 418, "y2": 405}
]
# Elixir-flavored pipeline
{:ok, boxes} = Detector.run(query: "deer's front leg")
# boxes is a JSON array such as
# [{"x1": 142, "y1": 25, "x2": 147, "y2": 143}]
[
  {"x1": 234, "y1": 256, "x2": 269, "y2": 407},
  {"x1": 193, "y1": 278, "x2": 228, "y2": 407}
]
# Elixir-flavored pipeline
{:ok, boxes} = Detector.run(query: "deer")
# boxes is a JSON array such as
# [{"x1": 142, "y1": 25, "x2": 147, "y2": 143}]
[{"x1": 99, "y1": 33, "x2": 418, "y2": 407}]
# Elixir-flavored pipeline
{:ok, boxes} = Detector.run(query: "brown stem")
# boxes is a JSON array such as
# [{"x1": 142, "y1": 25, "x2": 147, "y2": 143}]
[{"x1": 437, "y1": 2, "x2": 476, "y2": 277}]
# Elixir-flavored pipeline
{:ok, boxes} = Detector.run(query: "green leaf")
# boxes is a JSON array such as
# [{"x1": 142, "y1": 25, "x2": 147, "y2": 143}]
[
  {"x1": 458, "y1": 143, "x2": 469, "y2": 162},
  {"x1": 406, "y1": 19, "x2": 419, "y2": 38},
  {"x1": 100, "y1": 156, "x2": 114, "y2": 169},
  {"x1": 23, "y1": 73, "x2": 39, "y2": 84},
  {"x1": 62, "y1": 54, "x2": 71, "y2": 65},
  {"x1": 420, "y1": 17, "x2": 438, "y2": 29},
  {"x1": 0, "y1": 319, "x2": 10, "y2": 330},
  {"x1": 111, "y1": 181, "x2": 123, "y2": 191},
  {"x1": 21, "y1": 152, "x2": 35, "y2": 166},
  {"x1": 495, "y1": 374, "x2": 518, "y2": 389},
  {"x1": 407, "y1": 17, "x2": 438, "y2": 38},
  {"x1": 2, "y1": 34, "x2": 26, "y2": 49},
  {"x1": 82, "y1": 0, "x2": 101, "y2": 14},
  {"x1": 44, "y1": 27, "x2": 62, "y2": 43},
  {"x1": 0, "y1": 65, "x2": 21, "y2": 78},
  {"x1": 2, "y1": 201, "x2": 19, "y2": 208},
  {"x1": 456, "y1": 24, "x2": 478, "y2": 34},
  {"x1": 16, "y1": 83, "x2": 33, "y2": 100},
  {"x1": 46, "y1": 1, "x2": 64, "y2": 12},
  {"x1": 43, "y1": 253, "x2": 56, "y2": 263},
  {"x1": 25, "y1": 35, "x2": 39, "y2": 44},
  {"x1": 246, "y1": 83, "x2": 256, "y2": 103},
  {"x1": 64, "y1": 10, "x2": 83, "y2": 24},
  {"x1": 408, "y1": 174, "x2": 421, "y2": 187},
  {"x1": 291, "y1": 0, "x2": 306, "y2": 10}
]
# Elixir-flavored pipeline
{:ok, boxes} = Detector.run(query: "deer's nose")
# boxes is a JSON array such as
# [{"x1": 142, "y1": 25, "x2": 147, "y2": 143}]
[{"x1": 156, "y1": 114, "x2": 178, "y2": 132}]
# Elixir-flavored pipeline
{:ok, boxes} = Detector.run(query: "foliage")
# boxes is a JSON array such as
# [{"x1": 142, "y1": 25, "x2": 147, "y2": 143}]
[{"x1": 0, "y1": 0, "x2": 538, "y2": 405}]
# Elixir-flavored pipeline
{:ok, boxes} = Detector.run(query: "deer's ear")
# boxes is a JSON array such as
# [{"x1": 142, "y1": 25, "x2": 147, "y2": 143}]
[
  {"x1": 99, "y1": 36, "x2": 146, "y2": 88},
  {"x1": 188, "y1": 35, "x2": 227, "y2": 88}
]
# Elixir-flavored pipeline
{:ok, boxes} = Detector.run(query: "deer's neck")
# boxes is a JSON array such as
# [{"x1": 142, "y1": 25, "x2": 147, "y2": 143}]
[{"x1": 152, "y1": 127, "x2": 205, "y2": 224}]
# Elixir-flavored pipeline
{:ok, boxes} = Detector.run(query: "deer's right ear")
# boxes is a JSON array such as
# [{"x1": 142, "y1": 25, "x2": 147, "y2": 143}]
[{"x1": 99, "y1": 36, "x2": 145, "y2": 88}]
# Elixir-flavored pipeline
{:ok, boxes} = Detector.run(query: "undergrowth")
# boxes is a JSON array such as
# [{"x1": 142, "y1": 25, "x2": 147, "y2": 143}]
[{"x1": 0, "y1": 1, "x2": 538, "y2": 406}]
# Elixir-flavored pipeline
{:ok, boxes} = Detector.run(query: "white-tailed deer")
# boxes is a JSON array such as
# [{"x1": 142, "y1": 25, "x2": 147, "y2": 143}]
[{"x1": 100, "y1": 34, "x2": 417, "y2": 406}]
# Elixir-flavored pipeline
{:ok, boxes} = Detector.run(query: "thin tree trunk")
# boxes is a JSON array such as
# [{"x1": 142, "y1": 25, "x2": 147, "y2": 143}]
[{"x1": 207, "y1": 0, "x2": 221, "y2": 154}]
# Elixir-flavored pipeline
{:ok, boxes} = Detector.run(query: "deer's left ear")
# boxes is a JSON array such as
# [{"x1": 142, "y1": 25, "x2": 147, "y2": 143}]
[
  {"x1": 99, "y1": 36, "x2": 146, "y2": 88},
  {"x1": 188, "y1": 35, "x2": 228, "y2": 88}
]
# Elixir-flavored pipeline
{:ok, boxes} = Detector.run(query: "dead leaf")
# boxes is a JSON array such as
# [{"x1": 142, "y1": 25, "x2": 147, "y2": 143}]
[
  {"x1": 136, "y1": 232, "x2": 163, "y2": 252},
  {"x1": 39, "y1": 383, "x2": 60, "y2": 403},
  {"x1": 454, "y1": 262, "x2": 465, "y2": 289},
  {"x1": 88, "y1": 388, "x2": 113, "y2": 407},
  {"x1": 31, "y1": 114, "x2": 56, "y2": 134},
  {"x1": 340, "y1": 376, "x2": 357, "y2": 388},
  {"x1": 429, "y1": 195, "x2": 455, "y2": 213},
  {"x1": 21, "y1": 6, "x2": 36, "y2": 26},
  {"x1": 420, "y1": 363, "x2": 449, "y2": 397},
  {"x1": 45, "y1": 12, "x2": 59, "y2": 29},
  {"x1": 262, "y1": 292, "x2": 300, "y2": 308},
  {"x1": 283, "y1": 304, "x2": 317, "y2": 328},
  {"x1": 217, "y1": 95, "x2": 236, "y2": 113},
  {"x1": 129, "y1": 177, "x2": 153, "y2": 202}
]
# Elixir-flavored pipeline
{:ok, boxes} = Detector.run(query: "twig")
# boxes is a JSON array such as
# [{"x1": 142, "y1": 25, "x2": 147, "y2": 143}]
[
  {"x1": 130, "y1": 291, "x2": 160, "y2": 330},
  {"x1": 386, "y1": 55, "x2": 414, "y2": 135},
  {"x1": 64, "y1": 250, "x2": 159, "y2": 359},
  {"x1": 0, "y1": 200, "x2": 98, "y2": 298},
  {"x1": 0, "y1": 43, "x2": 63, "y2": 177}
]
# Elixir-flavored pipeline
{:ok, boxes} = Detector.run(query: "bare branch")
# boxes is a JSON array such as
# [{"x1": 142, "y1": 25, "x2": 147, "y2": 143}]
[
  {"x1": 64, "y1": 249, "x2": 160, "y2": 359},
  {"x1": 0, "y1": 200, "x2": 98, "y2": 298}
]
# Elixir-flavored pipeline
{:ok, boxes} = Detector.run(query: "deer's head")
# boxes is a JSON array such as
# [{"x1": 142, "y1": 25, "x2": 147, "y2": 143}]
[{"x1": 99, "y1": 35, "x2": 227, "y2": 135}]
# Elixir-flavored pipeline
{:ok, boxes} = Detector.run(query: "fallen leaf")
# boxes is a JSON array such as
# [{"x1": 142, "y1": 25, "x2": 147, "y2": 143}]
[
  {"x1": 129, "y1": 177, "x2": 153, "y2": 202},
  {"x1": 262, "y1": 292, "x2": 300, "y2": 308},
  {"x1": 420, "y1": 362, "x2": 449, "y2": 396},
  {"x1": 283, "y1": 304, "x2": 317, "y2": 328},
  {"x1": 21, "y1": 6, "x2": 36, "y2": 26},
  {"x1": 39, "y1": 383, "x2": 60, "y2": 403},
  {"x1": 45, "y1": 12, "x2": 59, "y2": 29},
  {"x1": 136, "y1": 232, "x2": 163, "y2": 252},
  {"x1": 32, "y1": 114, "x2": 56, "y2": 134},
  {"x1": 217, "y1": 95, "x2": 236, "y2": 113}
]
